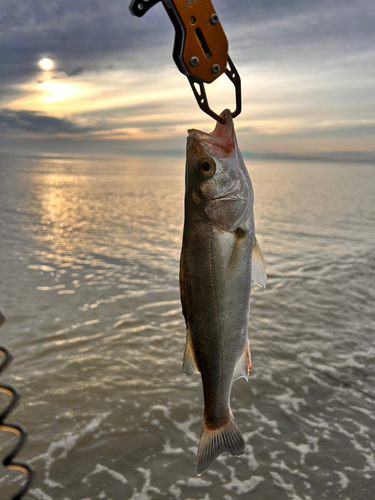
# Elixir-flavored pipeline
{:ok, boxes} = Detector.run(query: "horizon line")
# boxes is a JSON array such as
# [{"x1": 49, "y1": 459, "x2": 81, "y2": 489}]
[{"x1": 1, "y1": 149, "x2": 374, "y2": 166}]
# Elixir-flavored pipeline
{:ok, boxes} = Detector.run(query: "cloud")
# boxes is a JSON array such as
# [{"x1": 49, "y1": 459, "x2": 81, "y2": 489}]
[
  {"x1": 0, "y1": 0, "x2": 172, "y2": 84},
  {"x1": 2, "y1": 0, "x2": 373, "y2": 84},
  {"x1": 65, "y1": 68, "x2": 85, "y2": 77},
  {"x1": 1, "y1": 0, "x2": 373, "y2": 87},
  {"x1": 0, "y1": 106, "x2": 189, "y2": 141},
  {"x1": 1, "y1": 0, "x2": 374, "y2": 156},
  {"x1": 0, "y1": 109, "x2": 96, "y2": 135},
  {"x1": 225, "y1": 0, "x2": 375, "y2": 72}
]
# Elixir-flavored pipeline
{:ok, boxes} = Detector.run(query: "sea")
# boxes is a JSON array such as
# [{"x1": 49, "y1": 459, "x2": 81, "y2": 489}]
[{"x1": 0, "y1": 152, "x2": 374, "y2": 500}]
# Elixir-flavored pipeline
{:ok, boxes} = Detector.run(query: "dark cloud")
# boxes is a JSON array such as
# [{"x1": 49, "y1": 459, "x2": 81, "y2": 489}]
[
  {"x1": 0, "y1": 109, "x2": 96, "y2": 135},
  {"x1": 224, "y1": 0, "x2": 375, "y2": 68},
  {"x1": 1, "y1": 0, "x2": 374, "y2": 156},
  {"x1": 0, "y1": 0, "x2": 173, "y2": 85},
  {"x1": 0, "y1": 107, "x2": 188, "y2": 140},
  {"x1": 65, "y1": 68, "x2": 85, "y2": 77},
  {"x1": 1, "y1": 0, "x2": 374, "y2": 84}
]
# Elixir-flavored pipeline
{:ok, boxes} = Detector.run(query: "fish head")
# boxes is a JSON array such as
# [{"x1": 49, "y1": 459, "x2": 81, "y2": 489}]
[{"x1": 186, "y1": 109, "x2": 254, "y2": 232}]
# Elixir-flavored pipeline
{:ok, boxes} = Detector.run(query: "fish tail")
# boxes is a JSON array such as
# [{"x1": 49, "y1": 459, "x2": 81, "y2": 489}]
[{"x1": 195, "y1": 414, "x2": 245, "y2": 476}]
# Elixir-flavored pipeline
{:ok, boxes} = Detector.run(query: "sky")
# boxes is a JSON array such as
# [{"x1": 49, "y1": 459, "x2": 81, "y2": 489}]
[{"x1": 0, "y1": 0, "x2": 374, "y2": 161}]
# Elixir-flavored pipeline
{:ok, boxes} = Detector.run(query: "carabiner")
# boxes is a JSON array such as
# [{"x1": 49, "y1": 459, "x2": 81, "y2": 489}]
[{"x1": 129, "y1": 0, "x2": 242, "y2": 123}]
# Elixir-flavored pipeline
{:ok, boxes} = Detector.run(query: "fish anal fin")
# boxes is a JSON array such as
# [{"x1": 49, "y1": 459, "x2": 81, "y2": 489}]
[
  {"x1": 195, "y1": 415, "x2": 245, "y2": 476},
  {"x1": 252, "y1": 237, "x2": 267, "y2": 289},
  {"x1": 182, "y1": 327, "x2": 199, "y2": 376},
  {"x1": 233, "y1": 343, "x2": 251, "y2": 382}
]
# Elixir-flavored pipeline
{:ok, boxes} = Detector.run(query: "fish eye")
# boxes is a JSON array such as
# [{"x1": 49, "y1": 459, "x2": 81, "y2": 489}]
[{"x1": 196, "y1": 157, "x2": 215, "y2": 177}]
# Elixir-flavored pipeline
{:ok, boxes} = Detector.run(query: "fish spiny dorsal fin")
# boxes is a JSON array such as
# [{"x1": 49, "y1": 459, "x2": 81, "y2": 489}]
[
  {"x1": 182, "y1": 327, "x2": 199, "y2": 376},
  {"x1": 252, "y1": 238, "x2": 267, "y2": 289},
  {"x1": 233, "y1": 343, "x2": 251, "y2": 381},
  {"x1": 196, "y1": 415, "x2": 245, "y2": 476}
]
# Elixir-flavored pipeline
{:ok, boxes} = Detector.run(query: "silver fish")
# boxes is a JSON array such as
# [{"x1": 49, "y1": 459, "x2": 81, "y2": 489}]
[{"x1": 179, "y1": 109, "x2": 267, "y2": 475}]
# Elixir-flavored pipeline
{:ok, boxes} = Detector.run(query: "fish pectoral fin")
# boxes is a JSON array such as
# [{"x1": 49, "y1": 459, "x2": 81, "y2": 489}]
[
  {"x1": 195, "y1": 415, "x2": 245, "y2": 476},
  {"x1": 252, "y1": 237, "x2": 267, "y2": 289},
  {"x1": 233, "y1": 343, "x2": 251, "y2": 381},
  {"x1": 182, "y1": 327, "x2": 199, "y2": 376}
]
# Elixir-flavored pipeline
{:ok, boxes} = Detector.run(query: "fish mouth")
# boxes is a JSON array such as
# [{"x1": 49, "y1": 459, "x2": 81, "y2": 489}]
[
  {"x1": 187, "y1": 110, "x2": 235, "y2": 157},
  {"x1": 188, "y1": 130, "x2": 233, "y2": 155}
]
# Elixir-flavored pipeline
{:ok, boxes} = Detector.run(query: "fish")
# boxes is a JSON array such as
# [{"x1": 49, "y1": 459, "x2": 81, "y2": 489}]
[{"x1": 179, "y1": 109, "x2": 267, "y2": 475}]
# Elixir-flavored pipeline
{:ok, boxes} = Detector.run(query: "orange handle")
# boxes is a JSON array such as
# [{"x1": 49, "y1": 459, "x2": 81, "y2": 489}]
[{"x1": 174, "y1": 0, "x2": 228, "y2": 84}]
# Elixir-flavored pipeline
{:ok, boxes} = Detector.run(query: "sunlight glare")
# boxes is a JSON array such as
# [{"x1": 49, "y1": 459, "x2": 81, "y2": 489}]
[{"x1": 37, "y1": 81, "x2": 82, "y2": 103}]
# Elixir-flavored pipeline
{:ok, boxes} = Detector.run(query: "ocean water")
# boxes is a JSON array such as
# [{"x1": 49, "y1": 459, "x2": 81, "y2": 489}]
[{"x1": 0, "y1": 152, "x2": 374, "y2": 500}]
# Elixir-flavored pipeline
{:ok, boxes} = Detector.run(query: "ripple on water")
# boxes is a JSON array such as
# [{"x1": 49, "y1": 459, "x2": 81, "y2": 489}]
[{"x1": 0, "y1": 157, "x2": 374, "y2": 499}]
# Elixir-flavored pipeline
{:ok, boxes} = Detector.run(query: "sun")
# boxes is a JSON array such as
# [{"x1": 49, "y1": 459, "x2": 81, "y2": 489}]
[{"x1": 39, "y1": 58, "x2": 54, "y2": 71}]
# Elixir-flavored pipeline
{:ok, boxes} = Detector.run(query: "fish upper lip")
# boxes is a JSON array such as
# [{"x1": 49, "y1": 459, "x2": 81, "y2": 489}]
[{"x1": 188, "y1": 129, "x2": 233, "y2": 154}]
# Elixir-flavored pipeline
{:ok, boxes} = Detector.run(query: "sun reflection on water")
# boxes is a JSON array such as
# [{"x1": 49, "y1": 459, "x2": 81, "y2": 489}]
[{"x1": 23, "y1": 156, "x2": 185, "y2": 265}]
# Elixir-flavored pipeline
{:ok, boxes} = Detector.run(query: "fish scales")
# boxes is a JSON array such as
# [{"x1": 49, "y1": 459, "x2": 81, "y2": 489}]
[{"x1": 180, "y1": 109, "x2": 267, "y2": 475}]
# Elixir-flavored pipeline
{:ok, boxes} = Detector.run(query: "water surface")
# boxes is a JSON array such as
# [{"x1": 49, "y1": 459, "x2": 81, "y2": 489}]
[{"x1": 0, "y1": 153, "x2": 374, "y2": 499}]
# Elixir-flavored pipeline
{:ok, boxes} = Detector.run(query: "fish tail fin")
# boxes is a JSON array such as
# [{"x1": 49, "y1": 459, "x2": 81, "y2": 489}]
[{"x1": 195, "y1": 415, "x2": 245, "y2": 476}]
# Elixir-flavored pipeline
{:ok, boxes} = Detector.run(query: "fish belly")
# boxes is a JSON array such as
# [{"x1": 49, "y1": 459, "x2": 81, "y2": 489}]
[{"x1": 181, "y1": 215, "x2": 252, "y2": 474}]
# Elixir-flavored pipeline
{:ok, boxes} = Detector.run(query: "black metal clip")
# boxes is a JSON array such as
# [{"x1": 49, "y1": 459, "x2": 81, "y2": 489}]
[
  {"x1": 129, "y1": 0, "x2": 241, "y2": 124},
  {"x1": 0, "y1": 310, "x2": 36, "y2": 500}
]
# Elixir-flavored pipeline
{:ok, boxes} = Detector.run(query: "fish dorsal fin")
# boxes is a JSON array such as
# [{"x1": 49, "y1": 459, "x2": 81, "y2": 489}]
[
  {"x1": 252, "y1": 238, "x2": 267, "y2": 289},
  {"x1": 182, "y1": 327, "x2": 199, "y2": 376},
  {"x1": 233, "y1": 343, "x2": 251, "y2": 381}
]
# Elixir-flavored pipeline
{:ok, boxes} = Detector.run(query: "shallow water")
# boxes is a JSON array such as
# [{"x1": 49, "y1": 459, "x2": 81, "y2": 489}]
[{"x1": 0, "y1": 153, "x2": 374, "y2": 500}]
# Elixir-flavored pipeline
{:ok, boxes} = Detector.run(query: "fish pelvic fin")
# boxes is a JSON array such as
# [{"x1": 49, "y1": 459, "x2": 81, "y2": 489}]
[
  {"x1": 195, "y1": 415, "x2": 245, "y2": 476},
  {"x1": 252, "y1": 237, "x2": 267, "y2": 289},
  {"x1": 233, "y1": 343, "x2": 251, "y2": 381},
  {"x1": 182, "y1": 327, "x2": 199, "y2": 376}
]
